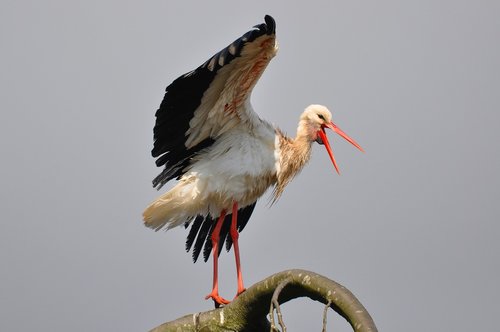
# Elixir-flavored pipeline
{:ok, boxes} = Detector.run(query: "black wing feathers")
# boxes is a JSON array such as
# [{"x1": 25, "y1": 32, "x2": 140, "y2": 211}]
[
  {"x1": 151, "y1": 15, "x2": 276, "y2": 190},
  {"x1": 151, "y1": 68, "x2": 216, "y2": 189},
  {"x1": 191, "y1": 217, "x2": 213, "y2": 263},
  {"x1": 185, "y1": 216, "x2": 204, "y2": 253},
  {"x1": 185, "y1": 203, "x2": 257, "y2": 263}
]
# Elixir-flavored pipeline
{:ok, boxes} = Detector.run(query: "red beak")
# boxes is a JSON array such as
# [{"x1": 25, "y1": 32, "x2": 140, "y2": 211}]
[{"x1": 317, "y1": 121, "x2": 364, "y2": 174}]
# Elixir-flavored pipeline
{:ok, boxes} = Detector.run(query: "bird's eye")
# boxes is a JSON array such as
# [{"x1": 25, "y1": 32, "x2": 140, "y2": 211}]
[{"x1": 317, "y1": 114, "x2": 325, "y2": 121}]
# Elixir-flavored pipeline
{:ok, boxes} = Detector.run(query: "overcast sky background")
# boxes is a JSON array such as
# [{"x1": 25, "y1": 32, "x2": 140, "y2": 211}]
[{"x1": 1, "y1": 1, "x2": 499, "y2": 331}]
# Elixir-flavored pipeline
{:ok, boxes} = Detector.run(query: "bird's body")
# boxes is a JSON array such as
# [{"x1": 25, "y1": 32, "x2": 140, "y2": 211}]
[
  {"x1": 143, "y1": 15, "x2": 363, "y2": 306},
  {"x1": 144, "y1": 122, "x2": 277, "y2": 230}
]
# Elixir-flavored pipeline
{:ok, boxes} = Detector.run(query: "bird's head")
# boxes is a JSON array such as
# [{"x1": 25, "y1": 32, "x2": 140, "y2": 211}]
[{"x1": 300, "y1": 104, "x2": 364, "y2": 174}]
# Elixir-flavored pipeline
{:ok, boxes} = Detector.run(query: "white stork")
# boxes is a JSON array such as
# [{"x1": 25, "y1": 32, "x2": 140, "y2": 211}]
[{"x1": 143, "y1": 15, "x2": 363, "y2": 306}]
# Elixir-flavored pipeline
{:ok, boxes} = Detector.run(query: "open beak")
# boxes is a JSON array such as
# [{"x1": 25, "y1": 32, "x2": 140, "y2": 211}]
[{"x1": 317, "y1": 121, "x2": 364, "y2": 174}]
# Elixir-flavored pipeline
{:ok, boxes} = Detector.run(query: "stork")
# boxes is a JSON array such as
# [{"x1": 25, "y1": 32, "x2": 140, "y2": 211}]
[{"x1": 143, "y1": 15, "x2": 363, "y2": 306}]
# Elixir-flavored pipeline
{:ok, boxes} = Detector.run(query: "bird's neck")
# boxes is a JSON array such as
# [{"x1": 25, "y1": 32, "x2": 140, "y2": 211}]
[{"x1": 273, "y1": 130, "x2": 313, "y2": 201}]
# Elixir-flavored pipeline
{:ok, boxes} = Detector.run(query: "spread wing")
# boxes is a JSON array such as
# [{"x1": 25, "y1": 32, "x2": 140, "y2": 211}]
[{"x1": 151, "y1": 15, "x2": 277, "y2": 189}]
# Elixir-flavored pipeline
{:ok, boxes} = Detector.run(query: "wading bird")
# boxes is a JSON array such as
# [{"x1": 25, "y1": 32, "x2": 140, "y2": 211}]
[{"x1": 143, "y1": 15, "x2": 363, "y2": 306}]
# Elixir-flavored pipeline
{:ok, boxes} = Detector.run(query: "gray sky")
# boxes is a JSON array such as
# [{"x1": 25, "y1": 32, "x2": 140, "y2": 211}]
[{"x1": 1, "y1": 1, "x2": 499, "y2": 331}]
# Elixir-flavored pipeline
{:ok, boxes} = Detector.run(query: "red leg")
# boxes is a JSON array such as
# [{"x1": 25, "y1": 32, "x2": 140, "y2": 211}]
[
  {"x1": 230, "y1": 202, "x2": 246, "y2": 297},
  {"x1": 205, "y1": 209, "x2": 230, "y2": 306}
]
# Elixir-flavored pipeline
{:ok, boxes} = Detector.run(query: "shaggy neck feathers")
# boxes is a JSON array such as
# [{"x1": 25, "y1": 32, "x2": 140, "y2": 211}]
[{"x1": 273, "y1": 122, "x2": 315, "y2": 200}]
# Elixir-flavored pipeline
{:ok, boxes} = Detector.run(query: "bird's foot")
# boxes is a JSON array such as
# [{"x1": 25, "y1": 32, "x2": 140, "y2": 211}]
[{"x1": 205, "y1": 291, "x2": 230, "y2": 308}]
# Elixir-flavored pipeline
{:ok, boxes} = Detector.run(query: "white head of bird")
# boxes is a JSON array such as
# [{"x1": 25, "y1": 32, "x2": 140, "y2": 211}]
[
  {"x1": 296, "y1": 104, "x2": 364, "y2": 173},
  {"x1": 273, "y1": 104, "x2": 364, "y2": 200},
  {"x1": 298, "y1": 104, "x2": 333, "y2": 141}
]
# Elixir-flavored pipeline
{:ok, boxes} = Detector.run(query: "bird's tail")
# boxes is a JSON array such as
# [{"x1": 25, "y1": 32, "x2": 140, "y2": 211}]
[{"x1": 143, "y1": 178, "x2": 202, "y2": 231}]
